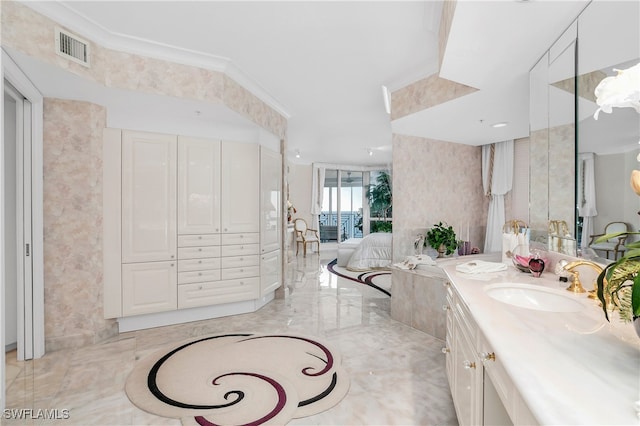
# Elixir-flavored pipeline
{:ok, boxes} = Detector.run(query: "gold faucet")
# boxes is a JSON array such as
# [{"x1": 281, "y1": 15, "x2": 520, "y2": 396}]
[{"x1": 563, "y1": 260, "x2": 604, "y2": 299}]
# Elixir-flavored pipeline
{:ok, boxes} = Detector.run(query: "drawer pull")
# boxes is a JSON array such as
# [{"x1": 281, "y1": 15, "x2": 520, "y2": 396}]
[
  {"x1": 481, "y1": 352, "x2": 496, "y2": 362},
  {"x1": 463, "y1": 360, "x2": 476, "y2": 369},
  {"x1": 441, "y1": 347, "x2": 450, "y2": 354}
]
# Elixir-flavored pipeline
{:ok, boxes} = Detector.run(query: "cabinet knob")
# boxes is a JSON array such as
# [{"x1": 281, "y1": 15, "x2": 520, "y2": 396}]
[
  {"x1": 198, "y1": 285, "x2": 203, "y2": 290},
  {"x1": 171, "y1": 255, "x2": 175, "y2": 258},
  {"x1": 198, "y1": 236, "x2": 202, "y2": 239},
  {"x1": 198, "y1": 272, "x2": 202, "y2": 276},
  {"x1": 441, "y1": 347, "x2": 450, "y2": 354},
  {"x1": 442, "y1": 304, "x2": 450, "y2": 311},
  {"x1": 481, "y1": 352, "x2": 496, "y2": 362},
  {"x1": 463, "y1": 360, "x2": 476, "y2": 369},
  {"x1": 443, "y1": 281, "x2": 451, "y2": 287},
  {"x1": 198, "y1": 260, "x2": 202, "y2": 264},
  {"x1": 170, "y1": 263, "x2": 174, "y2": 267},
  {"x1": 198, "y1": 248, "x2": 202, "y2": 251},
  {"x1": 240, "y1": 281, "x2": 244, "y2": 285}
]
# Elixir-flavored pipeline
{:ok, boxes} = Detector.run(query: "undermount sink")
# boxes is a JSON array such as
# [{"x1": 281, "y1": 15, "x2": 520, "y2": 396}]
[{"x1": 484, "y1": 283, "x2": 586, "y2": 312}]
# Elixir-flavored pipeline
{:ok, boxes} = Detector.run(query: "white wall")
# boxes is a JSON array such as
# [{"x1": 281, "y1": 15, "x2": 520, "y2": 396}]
[
  {"x1": 594, "y1": 151, "x2": 640, "y2": 235},
  {"x1": 287, "y1": 162, "x2": 312, "y2": 226}
]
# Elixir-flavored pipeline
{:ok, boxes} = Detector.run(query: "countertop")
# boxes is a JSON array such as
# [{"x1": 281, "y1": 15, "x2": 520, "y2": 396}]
[{"x1": 441, "y1": 254, "x2": 640, "y2": 425}]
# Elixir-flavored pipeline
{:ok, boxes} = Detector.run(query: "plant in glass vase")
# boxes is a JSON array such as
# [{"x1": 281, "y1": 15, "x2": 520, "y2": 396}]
[{"x1": 425, "y1": 222, "x2": 457, "y2": 258}]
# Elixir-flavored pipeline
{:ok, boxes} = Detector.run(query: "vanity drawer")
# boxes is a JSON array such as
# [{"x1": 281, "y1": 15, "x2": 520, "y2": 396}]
[
  {"x1": 178, "y1": 269, "x2": 221, "y2": 284},
  {"x1": 221, "y1": 266, "x2": 260, "y2": 280},
  {"x1": 221, "y1": 255, "x2": 259, "y2": 269},
  {"x1": 178, "y1": 258, "x2": 221, "y2": 272},
  {"x1": 221, "y1": 244, "x2": 259, "y2": 257},
  {"x1": 178, "y1": 246, "x2": 221, "y2": 259},
  {"x1": 177, "y1": 278, "x2": 259, "y2": 309},
  {"x1": 222, "y1": 233, "x2": 260, "y2": 245},
  {"x1": 178, "y1": 234, "x2": 221, "y2": 247}
]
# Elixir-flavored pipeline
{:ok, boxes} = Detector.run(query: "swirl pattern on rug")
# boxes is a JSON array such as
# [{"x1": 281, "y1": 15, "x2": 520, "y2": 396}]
[{"x1": 125, "y1": 333, "x2": 350, "y2": 425}]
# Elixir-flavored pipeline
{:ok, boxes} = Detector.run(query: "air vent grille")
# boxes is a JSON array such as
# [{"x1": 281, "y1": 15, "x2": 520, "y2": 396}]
[{"x1": 55, "y1": 28, "x2": 90, "y2": 67}]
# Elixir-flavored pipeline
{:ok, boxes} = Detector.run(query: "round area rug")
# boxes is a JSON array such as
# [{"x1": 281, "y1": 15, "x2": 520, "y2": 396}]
[{"x1": 125, "y1": 333, "x2": 350, "y2": 425}]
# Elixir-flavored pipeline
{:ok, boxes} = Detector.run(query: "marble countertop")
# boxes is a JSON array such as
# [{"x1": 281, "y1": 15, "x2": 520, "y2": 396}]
[{"x1": 441, "y1": 255, "x2": 640, "y2": 425}]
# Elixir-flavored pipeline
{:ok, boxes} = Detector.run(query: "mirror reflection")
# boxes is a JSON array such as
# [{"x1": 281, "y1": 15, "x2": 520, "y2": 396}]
[
  {"x1": 576, "y1": 0, "x2": 640, "y2": 256},
  {"x1": 529, "y1": 0, "x2": 640, "y2": 256}
]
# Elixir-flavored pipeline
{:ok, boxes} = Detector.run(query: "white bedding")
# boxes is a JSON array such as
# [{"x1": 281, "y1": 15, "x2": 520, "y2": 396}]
[{"x1": 346, "y1": 232, "x2": 392, "y2": 271}]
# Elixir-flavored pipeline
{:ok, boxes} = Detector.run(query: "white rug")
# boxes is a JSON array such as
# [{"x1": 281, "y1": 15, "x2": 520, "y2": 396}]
[{"x1": 125, "y1": 333, "x2": 350, "y2": 425}]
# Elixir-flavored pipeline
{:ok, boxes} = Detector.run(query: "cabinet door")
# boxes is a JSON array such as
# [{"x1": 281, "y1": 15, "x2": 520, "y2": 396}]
[
  {"x1": 178, "y1": 137, "x2": 221, "y2": 234},
  {"x1": 122, "y1": 261, "x2": 177, "y2": 316},
  {"x1": 261, "y1": 250, "x2": 281, "y2": 295},
  {"x1": 122, "y1": 131, "x2": 177, "y2": 263},
  {"x1": 260, "y1": 147, "x2": 282, "y2": 253},
  {"x1": 221, "y1": 142, "x2": 259, "y2": 233},
  {"x1": 453, "y1": 316, "x2": 482, "y2": 426}
]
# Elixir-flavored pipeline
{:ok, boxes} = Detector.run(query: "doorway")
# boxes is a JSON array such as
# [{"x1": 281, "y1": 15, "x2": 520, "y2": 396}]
[{"x1": 1, "y1": 49, "x2": 46, "y2": 410}]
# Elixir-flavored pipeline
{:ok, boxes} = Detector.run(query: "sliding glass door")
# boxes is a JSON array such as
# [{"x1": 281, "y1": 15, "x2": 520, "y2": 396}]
[{"x1": 319, "y1": 168, "x2": 392, "y2": 242}]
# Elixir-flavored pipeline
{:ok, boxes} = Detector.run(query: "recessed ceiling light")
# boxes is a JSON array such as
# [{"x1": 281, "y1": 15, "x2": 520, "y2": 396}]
[
  {"x1": 368, "y1": 148, "x2": 373, "y2": 156},
  {"x1": 491, "y1": 122, "x2": 508, "y2": 128},
  {"x1": 295, "y1": 150, "x2": 301, "y2": 159}
]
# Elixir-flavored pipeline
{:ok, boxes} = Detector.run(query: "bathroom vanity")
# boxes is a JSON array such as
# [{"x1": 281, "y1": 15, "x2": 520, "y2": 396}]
[{"x1": 441, "y1": 256, "x2": 639, "y2": 425}]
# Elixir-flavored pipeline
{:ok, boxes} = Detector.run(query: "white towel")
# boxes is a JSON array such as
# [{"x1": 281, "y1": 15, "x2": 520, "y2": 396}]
[
  {"x1": 393, "y1": 255, "x2": 437, "y2": 270},
  {"x1": 456, "y1": 260, "x2": 508, "y2": 274}
]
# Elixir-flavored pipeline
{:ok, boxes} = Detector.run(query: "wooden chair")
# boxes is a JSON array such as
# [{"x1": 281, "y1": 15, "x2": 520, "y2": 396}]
[
  {"x1": 294, "y1": 218, "x2": 319, "y2": 257},
  {"x1": 588, "y1": 221, "x2": 629, "y2": 260}
]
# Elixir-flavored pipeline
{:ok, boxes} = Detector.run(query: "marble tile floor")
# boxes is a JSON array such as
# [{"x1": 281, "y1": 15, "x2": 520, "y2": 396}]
[{"x1": 4, "y1": 247, "x2": 458, "y2": 426}]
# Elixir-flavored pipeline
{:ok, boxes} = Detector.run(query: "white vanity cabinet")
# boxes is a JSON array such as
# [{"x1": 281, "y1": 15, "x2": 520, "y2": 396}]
[
  {"x1": 445, "y1": 281, "x2": 536, "y2": 426},
  {"x1": 445, "y1": 282, "x2": 483, "y2": 426}
]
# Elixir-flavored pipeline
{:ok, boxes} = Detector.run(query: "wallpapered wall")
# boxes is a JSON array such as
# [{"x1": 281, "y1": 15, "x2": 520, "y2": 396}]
[
  {"x1": 43, "y1": 99, "x2": 117, "y2": 351},
  {"x1": 392, "y1": 134, "x2": 488, "y2": 261},
  {"x1": 1, "y1": 0, "x2": 287, "y2": 140},
  {"x1": 3, "y1": 0, "x2": 289, "y2": 351}
]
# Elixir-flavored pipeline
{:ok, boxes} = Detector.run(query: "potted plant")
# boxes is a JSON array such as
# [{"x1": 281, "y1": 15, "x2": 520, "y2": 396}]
[
  {"x1": 595, "y1": 231, "x2": 640, "y2": 337},
  {"x1": 425, "y1": 222, "x2": 457, "y2": 257}
]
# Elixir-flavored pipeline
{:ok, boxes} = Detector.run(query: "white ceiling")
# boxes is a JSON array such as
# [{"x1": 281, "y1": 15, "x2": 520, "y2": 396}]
[{"x1": 14, "y1": 0, "x2": 596, "y2": 166}]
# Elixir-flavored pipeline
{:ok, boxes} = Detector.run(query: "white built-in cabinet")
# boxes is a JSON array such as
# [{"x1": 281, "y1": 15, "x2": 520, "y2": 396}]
[{"x1": 103, "y1": 129, "x2": 281, "y2": 322}]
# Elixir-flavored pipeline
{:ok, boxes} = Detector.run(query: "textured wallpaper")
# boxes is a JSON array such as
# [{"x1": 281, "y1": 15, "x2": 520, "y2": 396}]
[
  {"x1": 390, "y1": 74, "x2": 477, "y2": 120},
  {"x1": 392, "y1": 134, "x2": 487, "y2": 261},
  {"x1": 1, "y1": 0, "x2": 286, "y2": 139},
  {"x1": 43, "y1": 99, "x2": 117, "y2": 351}
]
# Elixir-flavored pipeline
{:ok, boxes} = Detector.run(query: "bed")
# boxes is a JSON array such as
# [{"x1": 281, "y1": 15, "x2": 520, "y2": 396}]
[{"x1": 339, "y1": 232, "x2": 392, "y2": 271}]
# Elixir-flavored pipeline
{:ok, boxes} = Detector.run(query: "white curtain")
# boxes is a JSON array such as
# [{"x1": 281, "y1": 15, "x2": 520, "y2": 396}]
[
  {"x1": 578, "y1": 152, "x2": 598, "y2": 249},
  {"x1": 483, "y1": 140, "x2": 514, "y2": 252},
  {"x1": 310, "y1": 165, "x2": 325, "y2": 231}
]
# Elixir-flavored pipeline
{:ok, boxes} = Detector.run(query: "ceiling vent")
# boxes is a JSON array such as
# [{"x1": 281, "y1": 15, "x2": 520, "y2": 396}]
[{"x1": 55, "y1": 27, "x2": 90, "y2": 67}]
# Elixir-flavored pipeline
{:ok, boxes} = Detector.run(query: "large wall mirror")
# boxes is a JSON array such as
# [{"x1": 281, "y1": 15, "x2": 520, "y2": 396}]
[{"x1": 529, "y1": 0, "x2": 640, "y2": 253}]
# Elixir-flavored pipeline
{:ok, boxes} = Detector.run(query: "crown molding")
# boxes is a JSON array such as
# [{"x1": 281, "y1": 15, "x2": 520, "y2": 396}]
[{"x1": 21, "y1": 1, "x2": 291, "y2": 119}]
